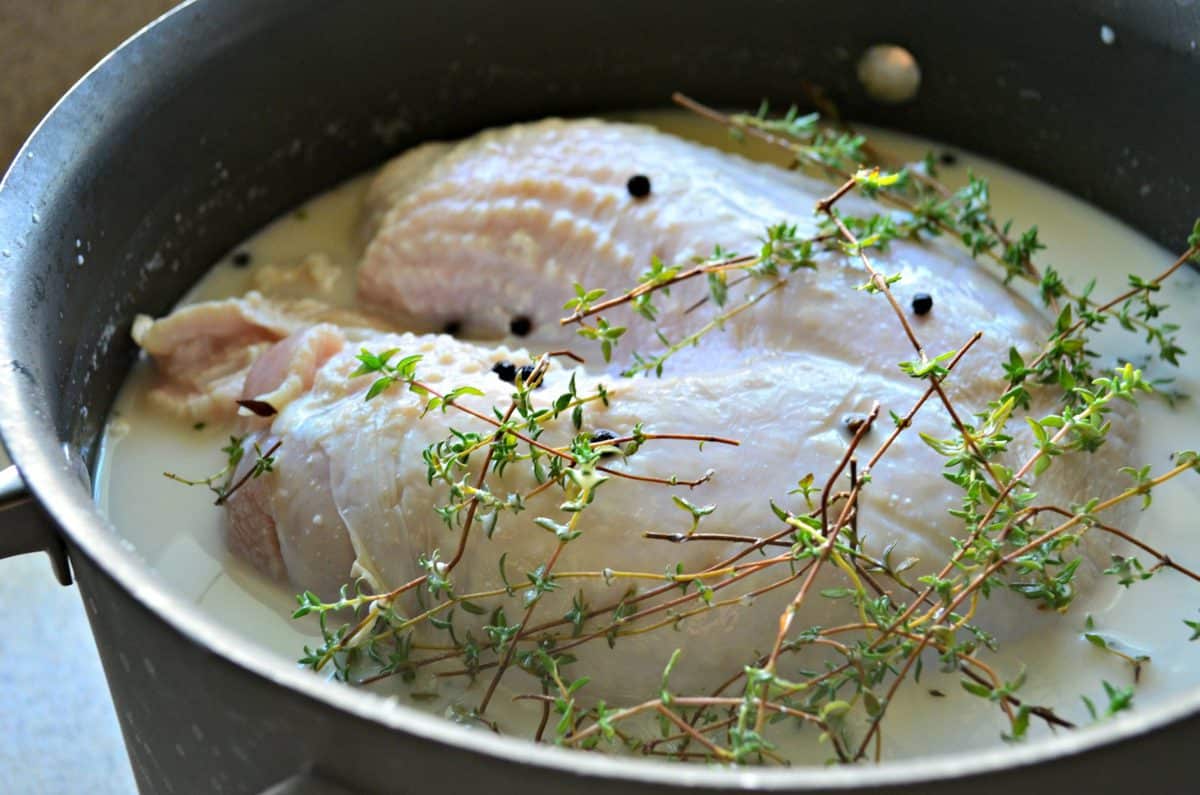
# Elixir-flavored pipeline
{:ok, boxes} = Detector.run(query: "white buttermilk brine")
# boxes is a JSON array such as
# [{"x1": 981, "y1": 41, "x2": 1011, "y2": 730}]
[{"x1": 96, "y1": 112, "x2": 1200, "y2": 762}]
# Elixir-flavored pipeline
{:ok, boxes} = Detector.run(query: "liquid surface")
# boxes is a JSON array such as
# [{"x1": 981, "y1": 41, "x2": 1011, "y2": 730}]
[{"x1": 95, "y1": 112, "x2": 1200, "y2": 762}]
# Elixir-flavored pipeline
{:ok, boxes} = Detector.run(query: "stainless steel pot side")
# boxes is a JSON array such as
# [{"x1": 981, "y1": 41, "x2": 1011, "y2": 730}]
[{"x1": 1, "y1": 1, "x2": 1198, "y2": 792}]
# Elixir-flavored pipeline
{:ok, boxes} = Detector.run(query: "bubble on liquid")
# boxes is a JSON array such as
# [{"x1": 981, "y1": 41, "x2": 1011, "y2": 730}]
[
  {"x1": 1100, "y1": 25, "x2": 1116, "y2": 45},
  {"x1": 857, "y1": 44, "x2": 921, "y2": 104}
]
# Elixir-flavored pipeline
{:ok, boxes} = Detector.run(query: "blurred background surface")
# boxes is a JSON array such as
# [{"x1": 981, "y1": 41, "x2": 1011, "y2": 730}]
[{"x1": 1, "y1": 3, "x2": 178, "y2": 792}]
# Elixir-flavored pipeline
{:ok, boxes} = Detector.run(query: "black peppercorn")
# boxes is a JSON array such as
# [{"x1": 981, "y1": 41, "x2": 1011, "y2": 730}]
[
  {"x1": 626, "y1": 174, "x2": 651, "y2": 199},
  {"x1": 938, "y1": 151, "x2": 958, "y2": 167},
  {"x1": 911, "y1": 292, "x2": 933, "y2": 316},
  {"x1": 589, "y1": 429, "x2": 620, "y2": 456},
  {"x1": 231, "y1": 251, "x2": 252, "y2": 268},
  {"x1": 442, "y1": 319, "x2": 462, "y2": 336},
  {"x1": 843, "y1": 414, "x2": 868, "y2": 435},
  {"x1": 509, "y1": 315, "x2": 533, "y2": 337},
  {"x1": 492, "y1": 361, "x2": 517, "y2": 383},
  {"x1": 517, "y1": 364, "x2": 541, "y2": 387}
]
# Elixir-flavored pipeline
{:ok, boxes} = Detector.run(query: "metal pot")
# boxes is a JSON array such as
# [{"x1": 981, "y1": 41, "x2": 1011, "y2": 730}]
[{"x1": 2, "y1": 1, "x2": 1198, "y2": 791}]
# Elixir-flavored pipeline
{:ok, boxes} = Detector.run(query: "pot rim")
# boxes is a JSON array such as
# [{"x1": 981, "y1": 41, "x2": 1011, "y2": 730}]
[{"x1": 3, "y1": 0, "x2": 1199, "y2": 789}]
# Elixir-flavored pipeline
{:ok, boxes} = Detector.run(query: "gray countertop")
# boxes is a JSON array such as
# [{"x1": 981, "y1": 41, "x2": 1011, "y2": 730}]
[
  {"x1": 0, "y1": 553, "x2": 136, "y2": 793},
  {"x1": 2, "y1": 3, "x2": 179, "y2": 792}
]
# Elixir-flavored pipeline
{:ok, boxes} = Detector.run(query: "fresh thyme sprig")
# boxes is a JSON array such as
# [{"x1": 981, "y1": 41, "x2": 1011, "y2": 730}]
[
  {"x1": 669, "y1": 93, "x2": 1191, "y2": 400},
  {"x1": 290, "y1": 345, "x2": 742, "y2": 683},
  {"x1": 164, "y1": 436, "x2": 280, "y2": 505},
  {"x1": 622, "y1": 279, "x2": 786, "y2": 378},
  {"x1": 854, "y1": 452, "x2": 1200, "y2": 759},
  {"x1": 561, "y1": 224, "x2": 823, "y2": 373},
  {"x1": 477, "y1": 440, "x2": 605, "y2": 714}
]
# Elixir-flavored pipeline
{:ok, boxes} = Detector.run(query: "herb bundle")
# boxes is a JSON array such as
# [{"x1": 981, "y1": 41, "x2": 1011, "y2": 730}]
[{"x1": 170, "y1": 95, "x2": 1200, "y2": 765}]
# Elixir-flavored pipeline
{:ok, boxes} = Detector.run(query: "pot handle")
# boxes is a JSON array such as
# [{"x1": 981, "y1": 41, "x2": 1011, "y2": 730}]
[{"x1": 0, "y1": 465, "x2": 72, "y2": 585}]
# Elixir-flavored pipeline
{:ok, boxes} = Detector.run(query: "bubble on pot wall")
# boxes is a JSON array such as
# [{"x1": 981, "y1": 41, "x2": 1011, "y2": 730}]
[{"x1": 857, "y1": 44, "x2": 921, "y2": 104}]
